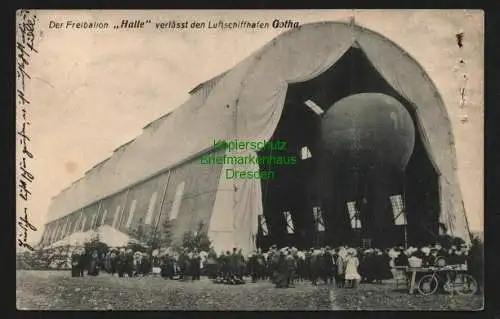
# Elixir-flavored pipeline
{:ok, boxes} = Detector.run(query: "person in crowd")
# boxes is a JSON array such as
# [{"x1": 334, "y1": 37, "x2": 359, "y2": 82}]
[
  {"x1": 394, "y1": 248, "x2": 409, "y2": 267},
  {"x1": 255, "y1": 248, "x2": 266, "y2": 281},
  {"x1": 371, "y1": 249, "x2": 390, "y2": 284},
  {"x1": 109, "y1": 249, "x2": 119, "y2": 276},
  {"x1": 178, "y1": 248, "x2": 189, "y2": 281},
  {"x1": 304, "y1": 248, "x2": 313, "y2": 281},
  {"x1": 71, "y1": 249, "x2": 83, "y2": 277},
  {"x1": 420, "y1": 247, "x2": 434, "y2": 267},
  {"x1": 133, "y1": 251, "x2": 143, "y2": 276},
  {"x1": 336, "y1": 247, "x2": 347, "y2": 288},
  {"x1": 116, "y1": 249, "x2": 129, "y2": 278},
  {"x1": 274, "y1": 248, "x2": 288, "y2": 288},
  {"x1": 205, "y1": 248, "x2": 219, "y2": 279},
  {"x1": 379, "y1": 249, "x2": 393, "y2": 282},
  {"x1": 344, "y1": 249, "x2": 361, "y2": 288},
  {"x1": 262, "y1": 251, "x2": 270, "y2": 281},
  {"x1": 236, "y1": 248, "x2": 246, "y2": 280},
  {"x1": 359, "y1": 249, "x2": 373, "y2": 283},
  {"x1": 161, "y1": 251, "x2": 176, "y2": 279},
  {"x1": 322, "y1": 247, "x2": 336, "y2": 285},
  {"x1": 449, "y1": 246, "x2": 467, "y2": 266},
  {"x1": 229, "y1": 248, "x2": 238, "y2": 280},
  {"x1": 248, "y1": 251, "x2": 259, "y2": 283},
  {"x1": 285, "y1": 248, "x2": 297, "y2": 287},
  {"x1": 270, "y1": 246, "x2": 281, "y2": 285},
  {"x1": 75, "y1": 248, "x2": 87, "y2": 277},
  {"x1": 219, "y1": 251, "x2": 231, "y2": 281},
  {"x1": 309, "y1": 247, "x2": 323, "y2": 286},
  {"x1": 199, "y1": 250, "x2": 208, "y2": 276},
  {"x1": 296, "y1": 250, "x2": 306, "y2": 281},
  {"x1": 434, "y1": 243, "x2": 449, "y2": 261},
  {"x1": 151, "y1": 250, "x2": 162, "y2": 277},
  {"x1": 191, "y1": 248, "x2": 201, "y2": 281},
  {"x1": 88, "y1": 250, "x2": 100, "y2": 276},
  {"x1": 140, "y1": 252, "x2": 152, "y2": 276},
  {"x1": 127, "y1": 249, "x2": 135, "y2": 277},
  {"x1": 103, "y1": 251, "x2": 111, "y2": 273}
]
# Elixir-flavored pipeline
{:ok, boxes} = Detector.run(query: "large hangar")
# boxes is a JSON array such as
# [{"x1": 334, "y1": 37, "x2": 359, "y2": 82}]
[{"x1": 39, "y1": 22, "x2": 471, "y2": 254}]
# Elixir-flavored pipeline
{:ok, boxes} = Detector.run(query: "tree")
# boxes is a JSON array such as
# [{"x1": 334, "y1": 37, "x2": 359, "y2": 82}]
[
  {"x1": 181, "y1": 222, "x2": 212, "y2": 252},
  {"x1": 128, "y1": 222, "x2": 154, "y2": 251},
  {"x1": 129, "y1": 218, "x2": 174, "y2": 252},
  {"x1": 155, "y1": 218, "x2": 174, "y2": 249},
  {"x1": 84, "y1": 232, "x2": 109, "y2": 258}
]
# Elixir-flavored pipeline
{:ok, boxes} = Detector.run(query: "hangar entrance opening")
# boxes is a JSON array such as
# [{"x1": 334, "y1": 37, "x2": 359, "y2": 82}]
[{"x1": 256, "y1": 46, "x2": 440, "y2": 250}]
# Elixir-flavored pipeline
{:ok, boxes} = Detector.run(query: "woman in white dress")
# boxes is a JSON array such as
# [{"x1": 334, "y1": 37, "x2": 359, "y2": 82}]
[{"x1": 344, "y1": 249, "x2": 361, "y2": 288}]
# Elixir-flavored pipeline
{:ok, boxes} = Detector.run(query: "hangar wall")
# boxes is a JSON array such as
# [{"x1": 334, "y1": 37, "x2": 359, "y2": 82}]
[{"x1": 41, "y1": 148, "x2": 224, "y2": 247}]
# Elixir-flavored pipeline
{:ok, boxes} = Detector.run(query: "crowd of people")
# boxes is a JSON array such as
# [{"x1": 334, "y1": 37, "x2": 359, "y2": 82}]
[{"x1": 69, "y1": 242, "x2": 471, "y2": 290}]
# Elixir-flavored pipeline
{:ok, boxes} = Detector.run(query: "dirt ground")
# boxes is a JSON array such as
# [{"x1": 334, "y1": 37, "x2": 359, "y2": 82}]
[{"x1": 16, "y1": 270, "x2": 483, "y2": 311}]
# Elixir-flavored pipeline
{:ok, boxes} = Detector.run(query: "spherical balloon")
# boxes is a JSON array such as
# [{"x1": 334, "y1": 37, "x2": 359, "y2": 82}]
[{"x1": 320, "y1": 93, "x2": 415, "y2": 171}]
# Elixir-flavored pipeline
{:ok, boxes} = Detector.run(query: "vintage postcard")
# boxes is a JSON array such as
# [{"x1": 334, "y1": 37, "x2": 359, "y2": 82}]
[{"x1": 16, "y1": 10, "x2": 484, "y2": 311}]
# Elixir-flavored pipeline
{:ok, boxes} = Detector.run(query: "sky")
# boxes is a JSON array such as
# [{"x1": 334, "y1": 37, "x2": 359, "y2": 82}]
[{"x1": 16, "y1": 10, "x2": 484, "y2": 246}]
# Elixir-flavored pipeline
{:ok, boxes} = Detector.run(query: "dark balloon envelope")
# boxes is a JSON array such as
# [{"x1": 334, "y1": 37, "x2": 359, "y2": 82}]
[{"x1": 320, "y1": 93, "x2": 415, "y2": 172}]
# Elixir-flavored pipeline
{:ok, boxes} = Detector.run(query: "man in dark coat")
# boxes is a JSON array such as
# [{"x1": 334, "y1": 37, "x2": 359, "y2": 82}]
[
  {"x1": 394, "y1": 249, "x2": 409, "y2": 267},
  {"x1": 88, "y1": 250, "x2": 100, "y2": 276},
  {"x1": 178, "y1": 249, "x2": 189, "y2": 281},
  {"x1": 335, "y1": 249, "x2": 346, "y2": 288},
  {"x1": 71, "y1": 250, "x2": 82, "y2": 277},
  {"x1": 117, "y1": 249, "x2": 126, "y2": 277},
  {"x1": 109, "y1": 250, "x2": 118, "y2": 276},
  {"x1": 222, "y1": 251, "x2": 231, "y2": 280},
  {"x1": 229, "y1": 248, "x2": 239, "y2": 280},
  {"x1": 275, "y1": 250, "x2": 288, "y2": 288},
  {"x1": 309, "y1": 249, "x2": 323, "y2": 286},
  {"x1": 205, "y1": 248, "x2": 218, "y2": 279},
  {"x1": 191, "y1": 249, "x2": 201, "y2": 281},
  {"x1": 76, "y1": 250, "x2": 86, "y2": 277},
  {"x1": 270, "y1": 248, "x2": 281, "y2": 285},
  {"x1": 117, "y1": 249, "x2": 133, "y2": 277},
  {"x1": 322, "y1": 248, "x2": 336, "y2": 285},
  {"x1": 126, "y1": 250, "x2": 134, "y2": 277},
  {"x1": 266, "y1": 247, "x2": 277, "y2": 282},
  {"x1": 305, "y1": 249, "x2": 313, "y2": 281},
  {"x1": 379, "y1": 250, "x2": 393, "y2": 281},
  {"x1": 255, "y1": 249, "x2": 266, "y2": 280},
  {"x1": 140, "y1": 253, "x2": 151, "y2": 276},
  {"x1": 285, "y1": 250, "x2": 297, "y2": 287},
  {"x1": 248, "y1": 252, "x2": 259, "y2": 283},
  {"x1": 160, "y1": 254, "x2": 173, "y2": 279}
]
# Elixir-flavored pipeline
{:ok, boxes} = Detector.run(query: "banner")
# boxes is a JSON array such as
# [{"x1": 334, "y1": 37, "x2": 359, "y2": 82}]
[
  {"x1": 390, "y1": 194, "x2": 407, "y2": 225},
  {"x1": 313, "y1": 207, "x2": 325, "y2": 231},
  {"x1": 347, "y1": 201, "x2": 361, "y2": 229},
  {"x1": 283, "y1": 211, "x2": 295, "y2": 234},
  {"x1": 258, "y1": 214, "x2": 268, "y2": 236}
]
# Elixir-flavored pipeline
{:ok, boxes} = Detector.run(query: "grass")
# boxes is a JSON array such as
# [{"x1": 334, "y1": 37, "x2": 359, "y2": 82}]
[{"x1": 16, "y1": 270, "x2": 483, "y2": 311}]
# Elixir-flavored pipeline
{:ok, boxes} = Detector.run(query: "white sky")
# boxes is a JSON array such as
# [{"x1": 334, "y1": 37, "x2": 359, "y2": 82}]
[{"x1": 16, "y1": 10, "x2": 484, "y2": 245}]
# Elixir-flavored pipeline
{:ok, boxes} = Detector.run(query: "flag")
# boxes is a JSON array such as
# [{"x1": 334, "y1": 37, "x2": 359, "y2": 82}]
[
  {"x1": 284, "y1": 211, "x2": 295, "y2": 234},
  {"x1": 313, "y1": 207, "x2": 325, "y2": 231},
  {"x1": 390, "y1": 195, "x2": 407, "y2": 225},
  {"x1": 347, "y1": 201, "x2": 361, "y2": 229},
  {"x1": 259, "y1": 215, "x2": 268, "y2": 236}
]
